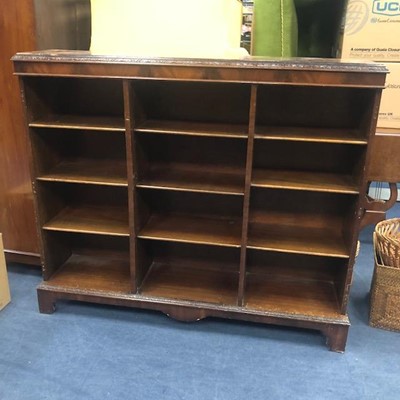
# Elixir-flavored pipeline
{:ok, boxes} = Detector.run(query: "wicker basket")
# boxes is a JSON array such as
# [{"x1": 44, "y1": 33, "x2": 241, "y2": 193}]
[
  {"x1": 375, "y1": 218, "x2": 400, "y2": 268},
  {"x1": 369, "y1": 233, "x2": 400, "y2": 332}
]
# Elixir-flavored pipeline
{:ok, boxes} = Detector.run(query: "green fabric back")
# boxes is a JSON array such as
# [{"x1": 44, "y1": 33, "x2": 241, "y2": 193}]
[
  {"x1": 251, "y1": 0, "x2": 346, "y2": 58},
  {"x1": 252, "y1": 0, "x2": 298, "y2": 57}
]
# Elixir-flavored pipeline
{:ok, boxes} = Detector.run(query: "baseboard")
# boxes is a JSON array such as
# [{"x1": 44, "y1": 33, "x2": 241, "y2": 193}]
[{"x1": 4, "y1": 250, "x2": 41, "y2": 266}]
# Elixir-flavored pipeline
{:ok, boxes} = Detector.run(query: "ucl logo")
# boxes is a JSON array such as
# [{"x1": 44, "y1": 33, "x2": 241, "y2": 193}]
[{"x1": 373, "y1": 0, "x2": 400, "y2": 16}]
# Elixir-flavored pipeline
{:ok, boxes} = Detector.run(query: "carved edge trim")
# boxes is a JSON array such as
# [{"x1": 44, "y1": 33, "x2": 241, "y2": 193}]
[{"x1": 12, "y1": 52, "x2": 388, "y2": 74}]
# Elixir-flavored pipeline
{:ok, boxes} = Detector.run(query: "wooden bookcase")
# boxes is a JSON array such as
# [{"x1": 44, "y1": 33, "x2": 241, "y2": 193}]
[{"x1": 13, "y1": 51, "x2": 386, "y2": 351}]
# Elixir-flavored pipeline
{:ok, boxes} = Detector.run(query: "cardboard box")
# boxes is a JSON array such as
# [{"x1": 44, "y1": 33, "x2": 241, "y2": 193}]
[
  {"x1": 0, "y1": 234, "x2": 11, "y2": 311},
  {"x1": 378, "y1": 62, "x2": 400, "y2": 129},
  {"x1": 341, "y1": 0, "x2": 400, "y2": 61}
]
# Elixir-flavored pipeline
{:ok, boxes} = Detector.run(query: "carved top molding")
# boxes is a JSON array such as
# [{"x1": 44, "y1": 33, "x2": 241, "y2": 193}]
[{"x1": 12, "y1": 50, "x2": 387, "y2": 74}]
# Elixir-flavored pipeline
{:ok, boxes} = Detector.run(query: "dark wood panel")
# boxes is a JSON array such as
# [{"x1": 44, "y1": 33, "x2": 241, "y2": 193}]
[
  {"x1": 136, "y1": 188, "x2": 243, "y2": 221},
  {"x1": 138, "y1": 214, "x2": 242, "y2": 248},
  {"x1": 43, "y1": 205, "x2": 129, "y2": 236},
  {"x1": 145, "y1": 241, "x2": 241, "y2": 273},
  {"x1": 5, "y1": 250, "x2": 41, "y2": 266},
  {"x1": 252, "y1": 170, "x2": 359, "y2": 194},
  {"x1": 252, "y1": 139, "x2": 365, "y2": 176},
  {"x1": 0, "y1": 1, "x2": 38, "y2": 254},
  {"x1": 141, "y1": 262, "x2": 238, "y2": 305},
  {"x1": 256, "y1": 85, "x2": 376, "y2": 132},
  {"x1": 0, "y1": 1, "x2": 91, "y2": 258},
  {"x1": 246, "y1": 249, "x2": 346, "y2": 281},
  {"x1": 368, "y1": 131, "x2": 400, "y2": 182}
]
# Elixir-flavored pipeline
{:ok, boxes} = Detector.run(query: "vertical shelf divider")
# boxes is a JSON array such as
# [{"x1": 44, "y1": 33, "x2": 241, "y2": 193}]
[
  {"x1": 18, "y1": 78, "x2": 51, "y2": 279},
  {"x1": 123, "y1": 80, "x2": 138, "y2": 292},
  {"x1": 238, "y1": 84, "x2": 258, "y2": 306},
  {"x1": 339, "y1": 89, "x2": 384, "y2": 314}
]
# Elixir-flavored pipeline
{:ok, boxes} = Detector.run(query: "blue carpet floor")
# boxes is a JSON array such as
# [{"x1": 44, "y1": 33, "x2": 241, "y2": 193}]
[{"x1": 1, "y1": 205, "x2": 400, "y2": 400}]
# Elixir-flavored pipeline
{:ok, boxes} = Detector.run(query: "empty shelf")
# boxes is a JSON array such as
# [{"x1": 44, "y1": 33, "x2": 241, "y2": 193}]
[
  {"x1": 255, "y1": 126, "x2": 367, "y2": 145},
  {"x1": 37, "y1": 159, "x2": 128, "y2": 186},
  {"x1": 46, "y1": 252, "x2": 131, "y2": 293},
  {"x1": 251, "y1": 170, "x2": 359, "y2": 194},
  {"x1": 135, "y1": 120, "x2": 248, "y2": 139},
  {"x1": 29, "y1": 114, "x2": 125, "y2": 131},
  {"x1": 141, "y1": 262, "x2": 238, "y2": 305},
  {"x1": 248, "y1": 223, "x2": 349, "y2": 258},
  {"x1": 138, "y1": 214, "x2": 242, "y2": 247},
  {"x1": 43, "y1": 205, "x2": 129, "y2": 236},
  {"x1": 137, "y1": 163, "x2": 245, "y2": 195},
  {"x1": 246, "y1": 273, "x2": 341, "y2": 318}
]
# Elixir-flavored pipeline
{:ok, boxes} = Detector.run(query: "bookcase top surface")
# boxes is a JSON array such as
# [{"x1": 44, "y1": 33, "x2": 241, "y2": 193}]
[{"x1": 12, "y1": 50, "x2": 387, "y2": 74}]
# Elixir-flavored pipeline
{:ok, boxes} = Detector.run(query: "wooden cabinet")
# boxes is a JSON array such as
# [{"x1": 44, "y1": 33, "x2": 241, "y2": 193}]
[
  {"x1": 0, "y1": 1, "x2": 90, "y2": 265},
  {"x1": 14, "y1": 51, "x2": 386, "y2": 351}
]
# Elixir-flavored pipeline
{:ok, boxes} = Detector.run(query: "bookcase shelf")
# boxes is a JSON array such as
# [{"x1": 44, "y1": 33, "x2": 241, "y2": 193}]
[
  {"x1": 135, "y1": 133, "x2": 246, "y2": 195},
  {"x1": 244, "y1": 251, "x2": 346, "y2": 318},
  {"x1": 30, "y1": 127, "x2": 127, "y2": 186},
  {"x1": 135, "y1": 120, "x2": 248, "y2": 139},
  {"x1": 15, "y1": 51, "x2": 386, "y2": 352},
  {"x1": 141, "y1": 262, "x2": 238, "y2": 305},
  {"x1": 251, "y1": 169, "x2": 359, "y2": 194},
  {"x1": 247, "y1": 223, "x2": 349, "y2": 258},
  {"x1": 137, "y1": 163, "x2": 244, "y2": 195},
  {"x1": 37, "y1": 159, "x2": 128, "y2": 187},
  {"x1": 43, "y1": 205, "x2": 130, "y2": 236},
  {"x1": 254, "y1": 126, "x2": 367, "y2": 145},
  {"x1": 137, "y1": 241, "x2": 240, "y2": 305},
  {"x1": 47, "y1": 252, "x2": 131, "y2": 293},
  {"x1": 29, "y1": 115, "x2": 125, "y2": 132},
  {"x1": 245, "y1": 273, "x2": 340, "y2": 318},
  {"x1": 138, "y1": 214, "x2": 242, "y2": 248}
]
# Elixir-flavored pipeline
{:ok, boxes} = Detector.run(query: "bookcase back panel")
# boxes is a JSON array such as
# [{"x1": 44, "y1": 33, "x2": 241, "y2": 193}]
[
  {"x1": 246, "y1": 249, "x2": 346, "y2": 281},
  {"x1": 256, "y1": 85, "x2": 375, "y2": 131},
  {"x1": 249, "y1": 188, "x2": 356, "y2": 227},
  {"x1": 25, "y1": 77, "x2": 124, "y2": 120},
  {"x1": 137, "y1": 240, "x2": 240, "y2": 305},
  {"x1": 39, "y1": 183, "x2": 128, "y2": 207},
  {"x1": 139, "y1": 240, "x2": 240, "y2": 273},
  {"x1": 136, "y1": 133, "x2": 247, "y2": 171},
  {"x1": 133, "y1": 80, "x2": 251, "y2": 125},
  {"x1": 137, "y1": 189, "x2": 243, "y2": 220},
  {"x1": 31, "y1": 128, "x2": 127, "y2": 176},
  {"x1": 253, "y1": 140, "x2": 365, "y2": 176}
]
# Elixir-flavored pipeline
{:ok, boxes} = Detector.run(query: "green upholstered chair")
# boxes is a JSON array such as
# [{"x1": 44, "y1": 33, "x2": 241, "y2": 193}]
[
  {"x1": 252, "y1": 0, "x2": 298, "y2": 57},
  {"x1": 252, "y1": 0, "x2": 346, "y2": 58}
]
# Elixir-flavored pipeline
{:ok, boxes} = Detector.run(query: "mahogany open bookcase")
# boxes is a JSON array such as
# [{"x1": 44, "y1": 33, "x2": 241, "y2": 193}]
[{"x1": 13, "y1": 51, "x2": 387, "y2": 351}]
